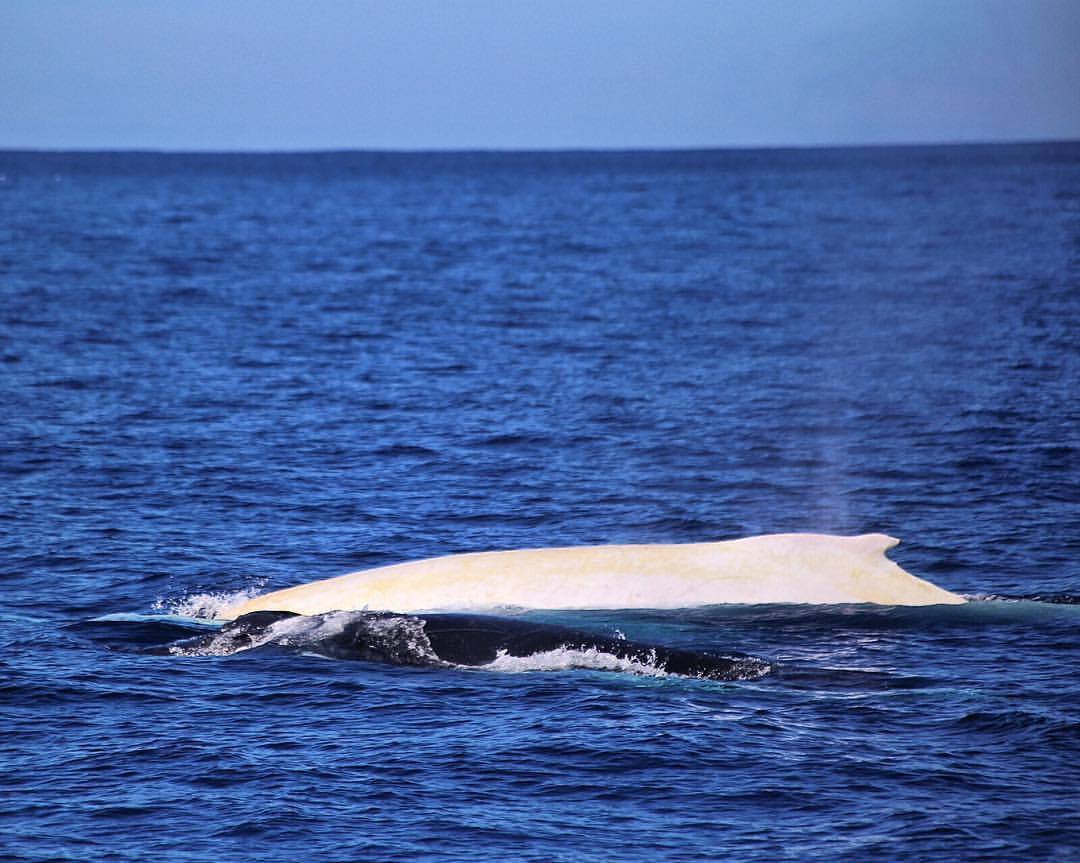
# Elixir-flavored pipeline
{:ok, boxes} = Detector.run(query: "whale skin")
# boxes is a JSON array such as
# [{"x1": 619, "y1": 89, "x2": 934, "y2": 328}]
[{"x1": 221, "y1": 533, "x2": 965, "y2": 619}]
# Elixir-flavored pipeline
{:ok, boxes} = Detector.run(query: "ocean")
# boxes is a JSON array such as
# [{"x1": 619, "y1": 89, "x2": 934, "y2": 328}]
[{"x1": 1, "y1": 144, "x2": 1077, "y2": 861}]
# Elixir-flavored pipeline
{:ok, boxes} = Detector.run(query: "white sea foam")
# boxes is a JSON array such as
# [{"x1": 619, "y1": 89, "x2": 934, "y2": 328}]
[
  {"x1": 152, "y1": 584, "x2": 266, "y2": 621},
  {"x1": 475, "y1": 646, "x2": 670, "y2": 677}
]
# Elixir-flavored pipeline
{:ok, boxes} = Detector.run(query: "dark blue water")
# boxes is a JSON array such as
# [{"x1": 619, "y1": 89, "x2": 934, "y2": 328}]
[{"x1": 2, "y1": 145, "x2": 1078, "y2": 862}]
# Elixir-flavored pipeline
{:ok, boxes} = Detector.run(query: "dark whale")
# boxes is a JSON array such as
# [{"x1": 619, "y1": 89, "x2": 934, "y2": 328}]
[{"x1": 153, "y1": 609, "x2": 768, "y2": 680}]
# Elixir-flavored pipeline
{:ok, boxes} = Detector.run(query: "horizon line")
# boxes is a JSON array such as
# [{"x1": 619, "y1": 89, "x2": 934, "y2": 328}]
[{"x1": 2, "y1": 136, "x2": 1078, "y2": 157}]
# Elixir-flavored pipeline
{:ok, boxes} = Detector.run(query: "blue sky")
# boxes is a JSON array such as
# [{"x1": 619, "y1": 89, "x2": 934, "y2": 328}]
[{"x1": 2, "y1": 0, "x2": 1078, "y2": 150}]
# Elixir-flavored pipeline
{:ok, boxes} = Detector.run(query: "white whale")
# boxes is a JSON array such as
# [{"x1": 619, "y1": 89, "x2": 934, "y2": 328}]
[{"x1": 221, "y1": 533, "x2": 964, "y2": 619}]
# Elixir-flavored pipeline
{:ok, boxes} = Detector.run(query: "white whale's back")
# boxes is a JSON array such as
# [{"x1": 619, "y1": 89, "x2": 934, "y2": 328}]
[{"x1": 221, "y1": 533, "x2": 964, "y2": 619}]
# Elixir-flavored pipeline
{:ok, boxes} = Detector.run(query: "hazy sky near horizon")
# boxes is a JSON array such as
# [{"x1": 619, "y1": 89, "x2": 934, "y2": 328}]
[{"x1": 2, "y1": 0, "x2": 1078, "y2": 150}]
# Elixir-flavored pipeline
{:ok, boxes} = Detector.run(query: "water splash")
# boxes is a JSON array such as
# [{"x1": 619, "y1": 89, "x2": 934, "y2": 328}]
[
  {"x1": 152, "y1": 583, "x2": 266, "y2": 621},
  {"x1": 476, "y1": 646, "x2": 771, "y2": 680},
  {"x1": 476, "y1": 645, "x2": 671, "y2": 677}
]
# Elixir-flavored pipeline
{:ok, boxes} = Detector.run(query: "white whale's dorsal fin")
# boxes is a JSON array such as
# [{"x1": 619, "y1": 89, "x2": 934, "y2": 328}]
[
  {"x1": 852, "y1": 532, "x2": 899, "y2": 553},
  {"x1": 221, "y1": 533, "x2": 964, "y2": 618}
]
